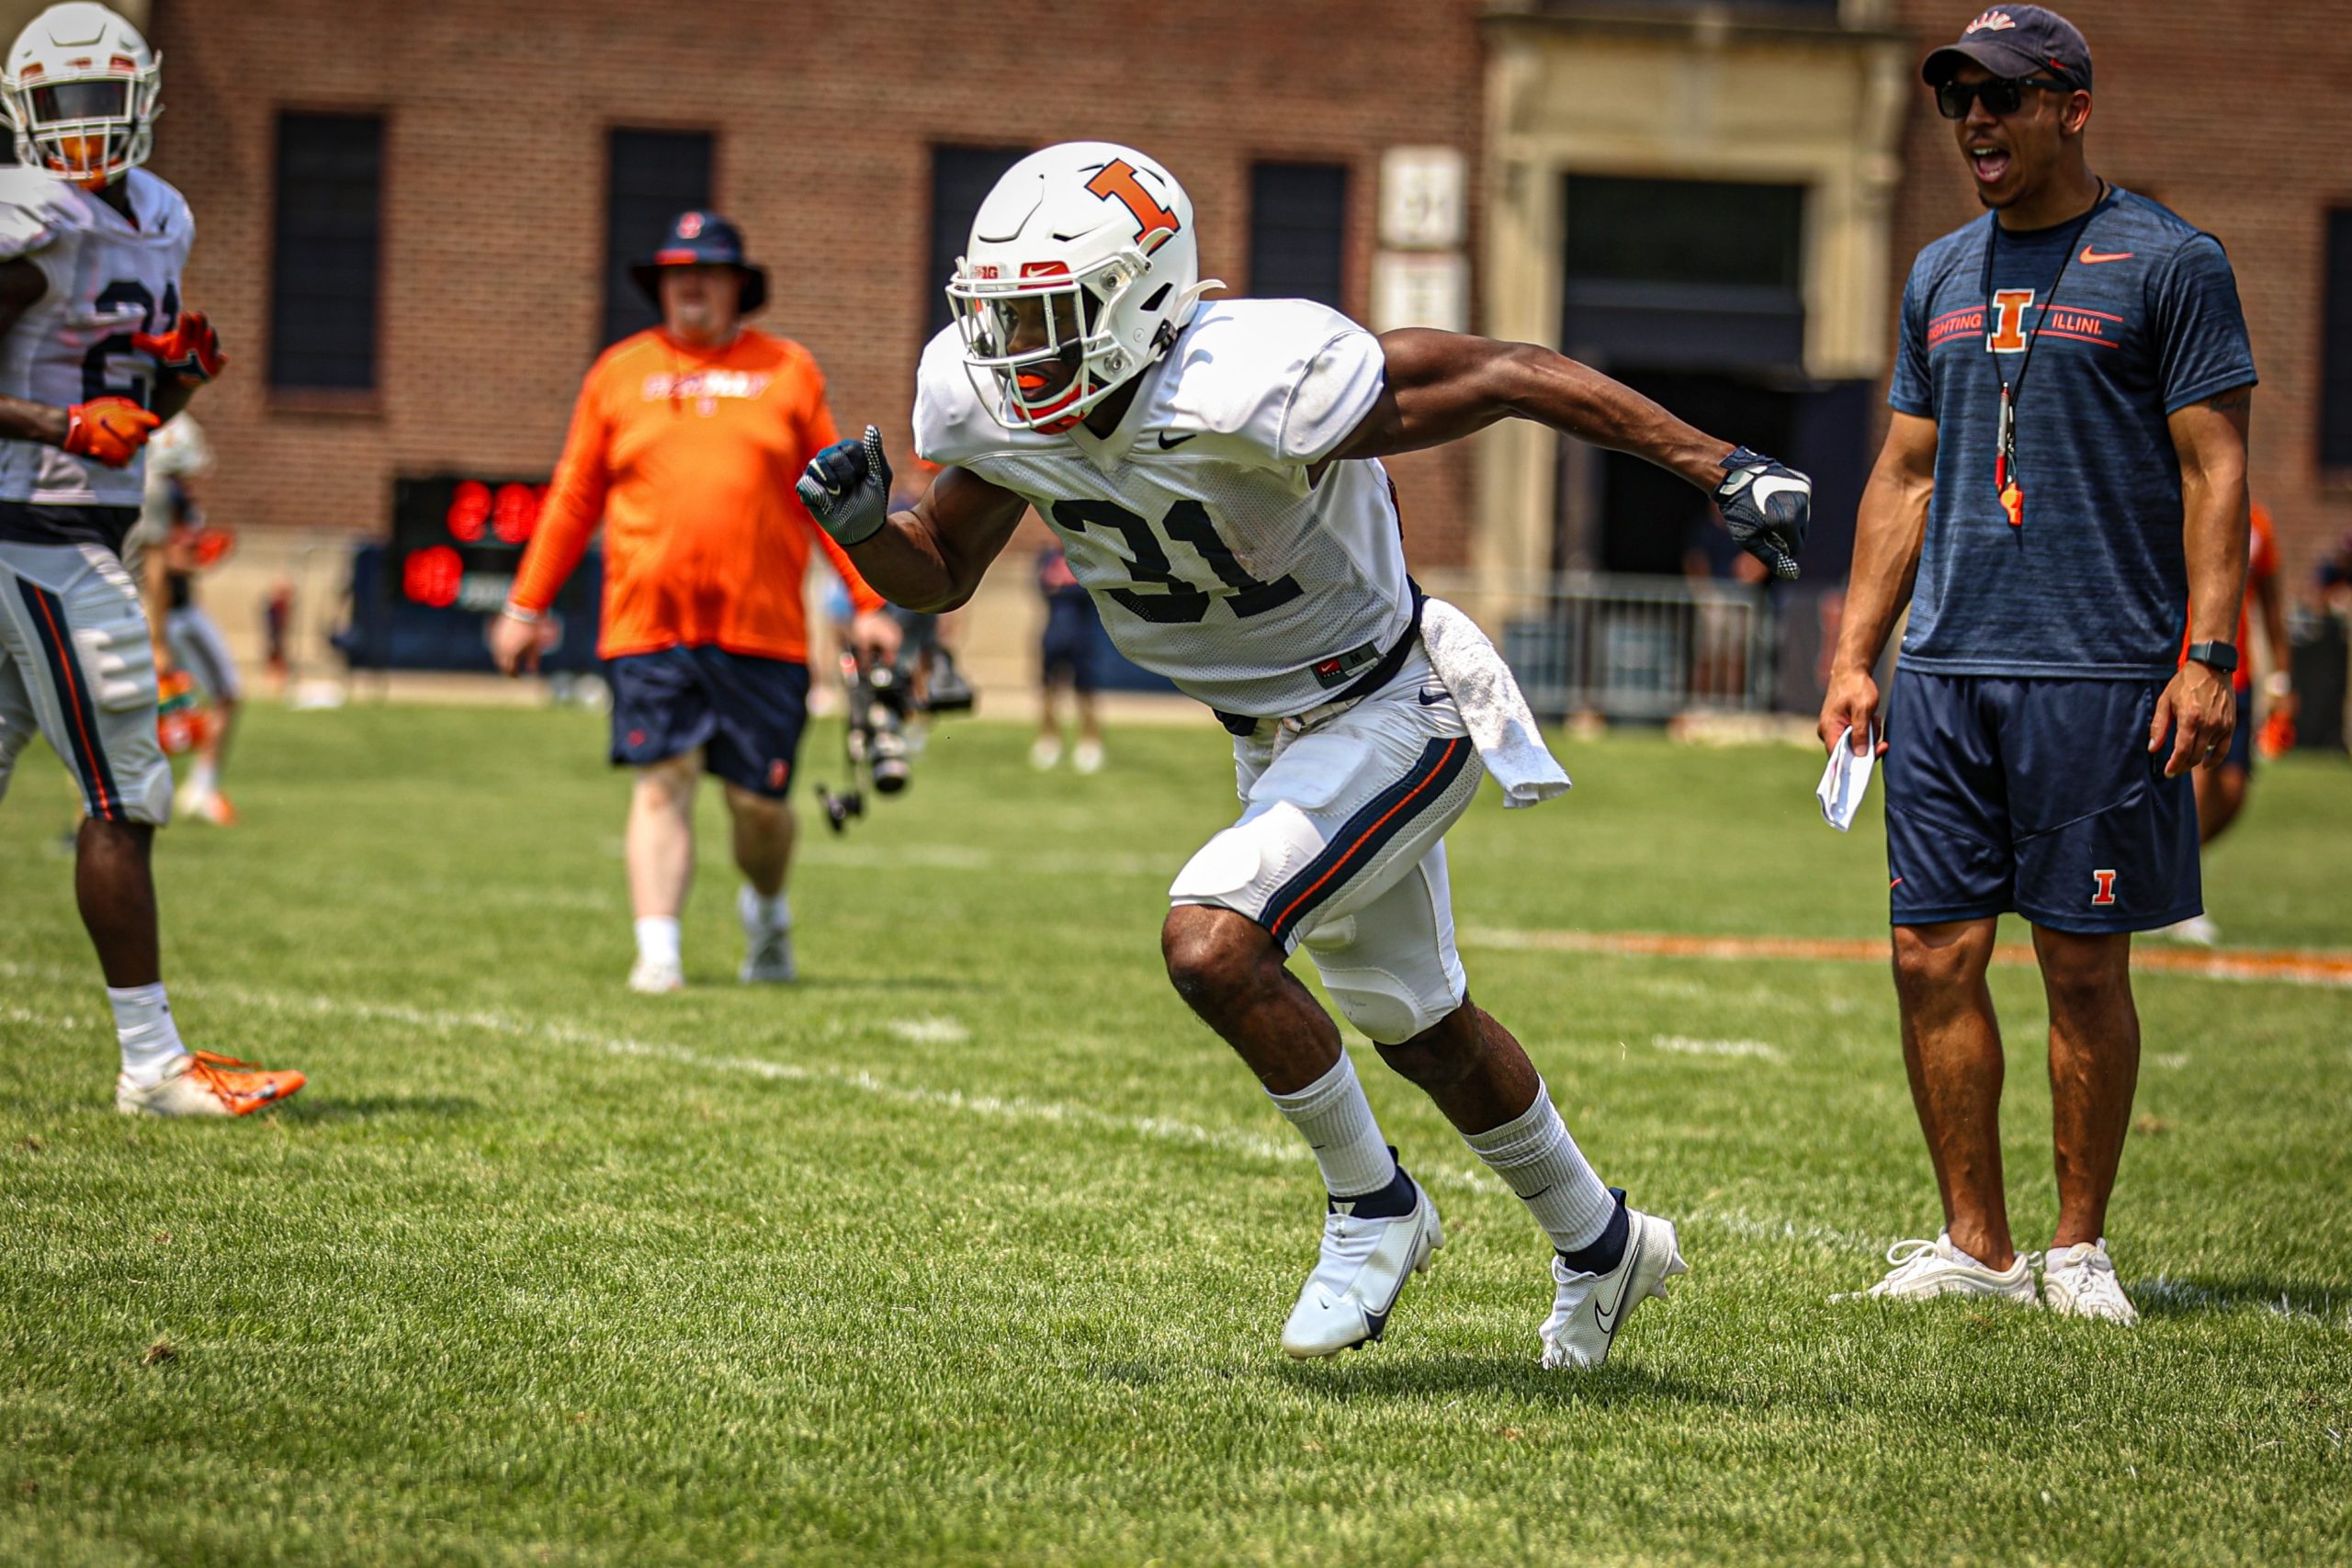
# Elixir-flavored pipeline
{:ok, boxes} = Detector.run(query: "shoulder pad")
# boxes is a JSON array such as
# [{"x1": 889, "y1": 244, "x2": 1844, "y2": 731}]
[
  {"x1": 1148, "y1": 299, "x2": 1385, "y2": 465},
  {"x1": 0, "y1": 167, "x2": 83, "y2": 261},
  {"x1": 912, "y1": 325, "x2": 1060, "y2": 468}
]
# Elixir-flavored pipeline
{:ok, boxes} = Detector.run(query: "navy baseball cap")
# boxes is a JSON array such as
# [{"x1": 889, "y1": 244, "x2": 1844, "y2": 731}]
[
  {"x1": 1923, "y1": 6, "x2": 2093, "y2": 92},
  {"x1": 630, "y1": 209, "x2": 769, "y2": 315}
]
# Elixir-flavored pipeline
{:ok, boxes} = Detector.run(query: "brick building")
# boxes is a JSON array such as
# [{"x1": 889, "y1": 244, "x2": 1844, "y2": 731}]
[{"x1": 46, "y1": 0, "x2": 2352, "y2": 664}]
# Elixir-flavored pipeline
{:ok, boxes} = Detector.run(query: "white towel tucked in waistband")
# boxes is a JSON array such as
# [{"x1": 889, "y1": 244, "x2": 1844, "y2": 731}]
[{"x1": 1419, "y1": 597, "x2": 1571, "y2": 808}]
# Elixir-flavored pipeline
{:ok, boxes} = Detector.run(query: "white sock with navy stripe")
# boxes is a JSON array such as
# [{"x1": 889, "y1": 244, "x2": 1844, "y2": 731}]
[
  {"x1": 1267, "y1": 1052, "x2": 1396, "y2": 1200},
  {"x1": 108, "y1": 983, "x2": 186, "y2": 1087},
  {"x1": 1463, "y1": 1081, "x2": 1614, "y2": 1254}
]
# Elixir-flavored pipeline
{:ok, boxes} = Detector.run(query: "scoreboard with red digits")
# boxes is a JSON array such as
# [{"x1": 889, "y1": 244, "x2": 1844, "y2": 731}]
[{"x1": 380, "y1": 473, "x2": 602, "y2": 669}]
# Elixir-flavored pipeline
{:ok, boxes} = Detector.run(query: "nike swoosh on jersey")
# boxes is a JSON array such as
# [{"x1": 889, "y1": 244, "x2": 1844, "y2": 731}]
[
  {"x1": 1417, "y1": 687, "x2": 1446, "y2": 706},
  {"x1": 1591, "y1": 1228, "x2": 1645, "y2": 1337},
  {"x1": 2078, "y1": 247, "x2": 2134, "y2": 264},
  {"x1": 1751, "y1": 474, "x2": 1810, "y2": 510},
  {"x1": 1156, "y1": 431, "x2": 1200, "y2": 448}
]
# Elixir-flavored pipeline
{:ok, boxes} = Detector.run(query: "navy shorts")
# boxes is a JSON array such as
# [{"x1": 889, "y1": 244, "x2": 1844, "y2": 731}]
[
  {"x1": 1041, "y1": 593, "x2": 1097, "y2": 693},
  {"x1": 606, "y1": 646, "x2": 810, "y2": 798},
  {"x1": 1883, "y1": 667, "x2": 2199, "y2": 934}
]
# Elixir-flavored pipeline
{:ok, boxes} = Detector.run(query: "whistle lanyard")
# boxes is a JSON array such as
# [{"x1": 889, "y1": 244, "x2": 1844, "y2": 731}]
[{"x1": 1980, "y1": 184, "x2": 2105, "y2": 529}]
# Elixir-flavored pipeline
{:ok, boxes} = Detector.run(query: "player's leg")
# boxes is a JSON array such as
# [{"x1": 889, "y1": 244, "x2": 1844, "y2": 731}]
[
  {"x1": 2166, "y1": 718, "x2": 2251, "y2": 944},
  {"x1": 1864, "y1": 668, "x2": 2036, "y2": 1302},
  {"x1": 608, "y1": 650, "x2": 715, "y2": 992},
  {"x1": 0, "y1": 542, "x2": 300, "y2": 1115},
  {"x1": 1069, "y1": 617, "x2": 1103, "y2": 774},
  {"x1": 702, "y1": 649, "x2": 809, "y2": 983},
  {"x1": 1034, "y1": 617, "x2": 1072, "y2": 770},
  {"x1": 1306, "y1": 843, "x2": 1683, "y2": 1368},
  {"x1": 166, "y1": 605, "x2": 241, "y2": 824},
  {"x1": 2009, "y1": 678, "x2": 2199, "y2": 1323}
]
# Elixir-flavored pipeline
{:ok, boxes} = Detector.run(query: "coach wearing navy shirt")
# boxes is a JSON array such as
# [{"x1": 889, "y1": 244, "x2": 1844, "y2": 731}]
[{"x1": 1821, "y1": 6, "x2": 2255, "y2": 1324}]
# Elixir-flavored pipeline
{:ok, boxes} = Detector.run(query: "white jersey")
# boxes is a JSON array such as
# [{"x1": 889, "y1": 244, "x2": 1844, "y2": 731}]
[
  {"x1": 0, "y1": 166, "x2": 193, "y2": 509},
  {"x1": 915, "y1": 298, "x2": 1411, "y2": 718}
]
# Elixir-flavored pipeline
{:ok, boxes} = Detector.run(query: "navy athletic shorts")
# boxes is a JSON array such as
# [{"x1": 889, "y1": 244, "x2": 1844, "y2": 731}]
[
  {"x1": 606, "y1": 646, "x2": 810, "y2": 798},
  {"x1": 1882, "y1": 666, "x2": 2199, "y2": 934},
  {"x1": 1041, "y1": 593, "x2": 1097, "y2": 693}
]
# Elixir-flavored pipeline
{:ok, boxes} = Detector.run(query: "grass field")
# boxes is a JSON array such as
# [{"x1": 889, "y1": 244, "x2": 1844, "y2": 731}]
[{"x1": 4, "y1": 703, "x2": 2348, "y2": 1565}]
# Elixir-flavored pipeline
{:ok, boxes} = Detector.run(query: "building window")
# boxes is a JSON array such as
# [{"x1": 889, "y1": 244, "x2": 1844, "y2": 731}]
[
  {"x1": 1250, "y1": 162, "x2": 1349, "y2": 311},
  {"x1": 604, "y1": 130, "x2": 715, "y2": 345},
  {"x1": 2324, "y1": 209, "x2": 2352, "y2": 469},
  {"x1": 268, "y1": 112, "x2": 383, "y2": 391},
  {"x1": 928, "y1": 145, "x2": 1028, "y2": 337}
]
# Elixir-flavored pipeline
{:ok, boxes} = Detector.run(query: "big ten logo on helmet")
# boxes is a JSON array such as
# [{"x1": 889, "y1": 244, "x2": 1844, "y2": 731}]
[
  {"x1": 641, "y1": 368, "x2": 774, "y2": 416},
  {"x1": 1085, "y1": 160, "x2": 1180, "y2": 253}
]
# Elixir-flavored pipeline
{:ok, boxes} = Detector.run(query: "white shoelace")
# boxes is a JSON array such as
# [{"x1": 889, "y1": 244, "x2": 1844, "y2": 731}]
[
  {"x1": 1878, "y1": 1237, "x2": 1949, "y2": 1285},
  {"x1": 2045, "y1": 1245, "x2": 2132, "y2": 1313}
]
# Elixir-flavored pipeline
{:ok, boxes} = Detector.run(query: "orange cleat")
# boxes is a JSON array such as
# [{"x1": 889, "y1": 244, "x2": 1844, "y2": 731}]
[{"x1": 116, "y1": 1051, "x2": 307, "y2": 1117}]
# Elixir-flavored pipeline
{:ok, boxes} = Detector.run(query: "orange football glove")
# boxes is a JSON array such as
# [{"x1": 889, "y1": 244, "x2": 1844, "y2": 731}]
[
  {"x1": 63, "y1": 398, "x2": 163, "y2": 468},
  {"x1": 131, "y1": 310, "x2": 226, "y2": 383}
]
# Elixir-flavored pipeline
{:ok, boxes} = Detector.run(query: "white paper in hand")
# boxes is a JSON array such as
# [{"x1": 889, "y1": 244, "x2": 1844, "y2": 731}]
[{"x1": 1816, "y1": 727, "x2": 1879, "y2": 833}]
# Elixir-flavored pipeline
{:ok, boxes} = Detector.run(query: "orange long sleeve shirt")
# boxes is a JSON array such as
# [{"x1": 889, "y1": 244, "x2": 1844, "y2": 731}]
[{"x1": 510, "y1": 327, "x2": 884, "y2": 662}]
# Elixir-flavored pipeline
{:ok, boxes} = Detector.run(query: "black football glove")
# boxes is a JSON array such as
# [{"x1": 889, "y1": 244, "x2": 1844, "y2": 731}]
[
  {"x1": 797, "y1": 423, "x2": 893, "y2": 547},
  {"x1": 1713, "y1": 446, "x2": 1811, "y2": 581}
]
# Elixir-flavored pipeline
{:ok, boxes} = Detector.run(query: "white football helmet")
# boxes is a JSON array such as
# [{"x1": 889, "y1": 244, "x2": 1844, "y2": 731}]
[
  {"x1": 946, "y1": 141, "x2": 1221, "y2": 433},
  {"x1": 1, "y1": 3, "x2": 161, "y2": 190}
]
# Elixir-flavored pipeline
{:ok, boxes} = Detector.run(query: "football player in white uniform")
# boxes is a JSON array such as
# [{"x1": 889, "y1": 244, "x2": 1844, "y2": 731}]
[
  {"x1": 800, "y1": 142, "x2": 1808, "y2": 1367},
  {"x1": 0, "y1": 4, "x2": 303, "y2": 1115}
]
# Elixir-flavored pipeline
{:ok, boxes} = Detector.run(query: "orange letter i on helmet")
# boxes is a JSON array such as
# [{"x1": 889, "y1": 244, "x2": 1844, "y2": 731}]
[
  {"x1": 1085, "y1": 160, "x2": 1181, "y2": 254},
  {"x1": 1987, "y1": 288, "x2": 2034, "y2": 353}
]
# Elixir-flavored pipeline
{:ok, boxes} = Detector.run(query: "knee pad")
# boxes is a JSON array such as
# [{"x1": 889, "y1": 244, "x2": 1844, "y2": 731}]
[{"x1": 1306, "y1": 947, "x2": 1453, "y2": 1045}]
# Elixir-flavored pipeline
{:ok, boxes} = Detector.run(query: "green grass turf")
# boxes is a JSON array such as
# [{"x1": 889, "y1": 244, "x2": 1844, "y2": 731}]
[{"x1": 3, "y1": 704, "x2": 2347, "y2": 1566}]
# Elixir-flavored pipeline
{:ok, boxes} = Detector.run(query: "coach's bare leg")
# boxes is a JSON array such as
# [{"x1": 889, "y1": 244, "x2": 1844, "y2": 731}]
[
  {"x1": 2034, "y1": 926, "x2": 2139, "y2": 1249},
  {"x1": 1162, "y1": 904, "x2": 1538, "y2": 1130},
  {"x1": 75, "y1": 818, "x2": 160, "y2": 987},
  {"x1": 1374, "y1": 1000, "x2": 1544, "y2": 1135},
  {"x1": 722, "y1": 783, "x2": 795, "y2": 899},
  {"x1": 2191, "y1": 762, "x2": 2247, "y2": 844},
  {"x1": 1892, "y1": 918, "x2": 2013, "y2": 1269},
  {"x1": 627, "y1": 750, "x2": 701, "y2": 919}
]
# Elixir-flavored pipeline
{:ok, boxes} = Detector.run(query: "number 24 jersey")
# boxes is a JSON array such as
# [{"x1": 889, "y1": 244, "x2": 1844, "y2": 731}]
[
  {"x1": 914, "y1": 298, "x2": 1411, "y2": 719},
  {"x1": 0, "y1": 165, "x2": 193, "y2": 509}
]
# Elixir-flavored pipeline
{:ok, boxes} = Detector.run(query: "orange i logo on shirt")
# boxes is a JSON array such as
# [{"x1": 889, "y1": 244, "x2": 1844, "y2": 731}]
[{"x1": 1987, "y1": 289, "x2": 2035, "y2": 353}]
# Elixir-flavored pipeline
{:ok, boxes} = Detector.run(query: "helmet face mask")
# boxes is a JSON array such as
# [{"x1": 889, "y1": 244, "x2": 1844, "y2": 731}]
[
  {"x1": 945, "y1": 142, "x2": 1218, "y2": 434},
  {"x1": 2, "y1": 4, "x2": 162, "y2": 190}
]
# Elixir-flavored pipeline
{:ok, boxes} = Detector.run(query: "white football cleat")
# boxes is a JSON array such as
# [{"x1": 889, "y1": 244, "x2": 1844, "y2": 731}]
[
  {"x1": 1539, "y1": 1204, "x2": 1686, "y2": 1370},
  {"x1": 737, "y1": 887, "x2": 797, "y2": 984},
  {"x1": 1280, "y1": 1179, "x2": 1442, "y2": 1359},
  {"x1": 1840, "y1": 1232, "x2": 2040, "y2": 1306},
  {"x1": 628, "y1": 956, "x2": 685, "y2": 994},
  {"x1": 2156, "y1": 914, "x2": 2221, "y2": 947},
  {"x1": 2041, "y1": 1238, "x2": 2139, "y2": 1325}
]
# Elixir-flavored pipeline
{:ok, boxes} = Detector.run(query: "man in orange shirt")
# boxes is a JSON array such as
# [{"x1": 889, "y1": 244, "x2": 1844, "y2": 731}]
[{"x1": 493, "y1": 211, "x2": 899, "y2": 991}]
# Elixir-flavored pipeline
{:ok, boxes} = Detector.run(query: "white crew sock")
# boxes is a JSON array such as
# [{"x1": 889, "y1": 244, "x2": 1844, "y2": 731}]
[
  {"x1": 738, "y1": 885, "x2": 790, "y2": 932},
  {"x1": 1267, "y1": 1052, "x2": 1396, "y2": 1199},
  {"x1": 634, "y1": 916, "x2": 682, "y2": 968},
  {"x1": 1463, "y1": 1081, "x2": 1615, "y2": 1253},
  {"x1": 108, "y1": 982, "x2": 186, "y2": 1085},
  {"x1": 188, "y1": 758, "x2": 220, "y2": 796}
]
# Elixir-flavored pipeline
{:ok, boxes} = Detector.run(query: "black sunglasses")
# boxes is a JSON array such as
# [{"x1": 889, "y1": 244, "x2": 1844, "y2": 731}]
[{"x1": 1935, "y1": 75, "x2": 2073, "y2": 119}]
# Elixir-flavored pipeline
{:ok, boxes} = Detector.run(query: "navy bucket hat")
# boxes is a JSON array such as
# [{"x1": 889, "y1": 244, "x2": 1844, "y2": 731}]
[{"x1": 630, "y1": 209, "x2": 769, "y2": 315}]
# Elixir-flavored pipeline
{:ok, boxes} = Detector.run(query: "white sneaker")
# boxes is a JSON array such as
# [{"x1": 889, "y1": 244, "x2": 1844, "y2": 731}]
[
  {"x1": 1540, "y1": 1204, "x2": 1687, "y2": 1369},
  {"x1": 1029, "y1": 736, "x2": 1063, "y2": 771},
  {"x1": 628, "y1": 956, "x2": 684, "y2": 994},
  {"x1": 2041, "y1": 1238, "x2": 2139, "y2": 1324},
  {"x1": 2156, "y1": 914, "x2": 2221, "y2": 947},
  {"x1": 1280, "y1": 1179, "x2": 1443, "y2": 1359},
  {"x1": 738, "y1": 886, "x2": 796, "y2": 984},
  {"x1": 1841, "y1": 1232, "x2": 2039, "y2": 1305},
  {"x1": 1072, "y1": 738, "x2": 1105, "y2": 774}
]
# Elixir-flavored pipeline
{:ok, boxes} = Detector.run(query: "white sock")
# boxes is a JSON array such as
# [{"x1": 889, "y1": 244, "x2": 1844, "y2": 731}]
[
  {"x1": 1267, "y1": 1053, "x2": 1396, "y2": 1199},
  {"x1": 634, "y1": 916, "x2": 681, "y2": 968},
  {"x1": 108, "y1": 982, "x2": 185, "y2": 1085},
  {"x1": 189, "y1": 758, "x2": 220, "y2": 796},
  {"x1": 1463, "y1": 1081, "x2": 1614, "y2": 1253},
  {"x1": 738, "y1": 885, "x2": 789, "y2": 931}
]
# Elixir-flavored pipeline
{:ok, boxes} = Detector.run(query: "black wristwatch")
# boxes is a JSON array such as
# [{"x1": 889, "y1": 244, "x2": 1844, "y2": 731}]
[{"x1": 2186, "y1": 640, "x2": 2239, "y2": 674}]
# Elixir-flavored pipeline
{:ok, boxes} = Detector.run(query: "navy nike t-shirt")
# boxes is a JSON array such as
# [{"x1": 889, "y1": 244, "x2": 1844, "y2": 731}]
[{"x1": 1888, "y1": 188, "x2": 2256, "y2": 681}]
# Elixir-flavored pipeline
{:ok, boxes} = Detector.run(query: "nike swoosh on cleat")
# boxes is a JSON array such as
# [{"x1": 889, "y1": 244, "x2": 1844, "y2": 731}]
[
  {"x1": 1591, "y1": 1229, "x2": 1645, "y2": 1337},
  {"x1": 2078, "y1": 247, "x2": 2134, "y2": 264},
  {"x1": 1156, "y1": 431, "x2": 1199, "y2": 448}
]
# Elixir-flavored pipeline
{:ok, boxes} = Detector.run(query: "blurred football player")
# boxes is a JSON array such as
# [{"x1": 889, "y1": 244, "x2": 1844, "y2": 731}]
[
  {"x1": 802, "y1": 143, "x2": 1811, "y2": 1368},
  {"x1": 0, "y1": 4, "x2": 302, "y2": 1114},
  {"x1": 127, "y1": 412, "x2": 243, "y2": 823}
]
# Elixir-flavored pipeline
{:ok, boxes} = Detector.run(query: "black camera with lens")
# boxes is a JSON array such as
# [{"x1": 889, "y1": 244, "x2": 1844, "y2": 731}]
[{"x1": 816, "y1": 635, "x2": 976, "y2": 832}]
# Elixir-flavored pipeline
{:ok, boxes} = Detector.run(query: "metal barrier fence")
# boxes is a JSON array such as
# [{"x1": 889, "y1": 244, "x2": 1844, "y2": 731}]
[{"x1": 1418, "y1": 571, "x2": 1776, "y2": 721}]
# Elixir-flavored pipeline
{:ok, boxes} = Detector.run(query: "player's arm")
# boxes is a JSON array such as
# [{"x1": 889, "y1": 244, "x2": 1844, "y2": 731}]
[
  {"x1": 1817, "y1": 411, "x2": 1938, "y2": 757},
  {"x1": 0, "y1": 258, "x2": 65, "y2": 446},
  {"x1": 2151, "y1": 385, "x2": 2253, "y2": 777},
  {"x1": 797, "y1": 427, "x2": 1030, "y2": 615},
  {"x1": 1325, "y1": 328, "x2": 1811, "y2": 578}
]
